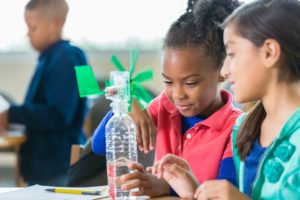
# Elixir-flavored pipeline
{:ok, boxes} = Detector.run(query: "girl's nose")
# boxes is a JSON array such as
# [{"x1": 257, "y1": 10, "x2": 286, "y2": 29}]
[
  {"x1": 221, "y1": 58, "x2": 231, "y2": 80},
  {"x1": 173, "y1": 86, "x2": 186, "y2": 100}
]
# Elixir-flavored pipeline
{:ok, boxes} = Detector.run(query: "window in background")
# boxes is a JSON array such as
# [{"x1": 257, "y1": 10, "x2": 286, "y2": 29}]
[
  {"x1": 0, "y1": 0, "x2": 187, "y2": 52},
  {"x1": 0, "y1": 0, "x2": 252, "y2": 52}
]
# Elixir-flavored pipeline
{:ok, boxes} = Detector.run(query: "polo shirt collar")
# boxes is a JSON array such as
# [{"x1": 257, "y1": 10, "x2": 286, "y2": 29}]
[
  {"x1": 163, "y1": 89, "x2": 238, "y2": 131},
  {"x1": 200, "y1": 90, "x2": 237, "y2": 131}
]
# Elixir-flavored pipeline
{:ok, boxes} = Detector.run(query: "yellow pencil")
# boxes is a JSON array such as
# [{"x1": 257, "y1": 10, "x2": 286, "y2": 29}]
[{"x1": 45, "y1": 188, "x2": 101, "y2": 195}]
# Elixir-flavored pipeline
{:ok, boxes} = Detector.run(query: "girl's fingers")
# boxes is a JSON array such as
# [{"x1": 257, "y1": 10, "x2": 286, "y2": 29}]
[
  {"x1": 151, "y1": 161, "x2": 160, "y2": 176},
  {"x1": 121, "y1": 179, "x2": 141, "y2": 190},
  {"x1": 194, "y1": 185, "x2": 202, "y2": 198},
  {"x1": 140, "y1": 120, "x2": 149, "y2": 153},
  {"x1": 194, "y1": 180, "x2": 228, "y2": 200},
  {"x1": 127, "y1": 162, "x2": 145, "y2": 172},
  {"x1": 130, "y1": 184, "x2": 152, "y2": 196},
  {"x1": 130, "y1": 100, "x2": 144, "y2": 152},
  {"x1": 157, "y1": 154, "x2": 173, "y2": 178},
  {"x1": 130, "y1": 190, "x2": 144, "y2": 196},
  {"x1": 147, "y1": 116, "x2": 157, "y2": 151},
  {"x1": 163, "y1": 163, "x2": 189, "y2": 181},
  {"x1": 120, "y1": 171, "x2": 146, "y2": 183},
  {"x1": 136, "y1": 124, "x2": 143, "y2": 151},
  {"x1": 160, "y1": 166, "x2": 177, "y2": 182},
  {"x1": 152, "y1": 155, "x2": 188, "y2": 180},
  {"x1": 146, "y1": 166, "x2": 153, "y2": 173},
  {"x1": 122, "y1": 179, "x2": 152, "y2": 191}
]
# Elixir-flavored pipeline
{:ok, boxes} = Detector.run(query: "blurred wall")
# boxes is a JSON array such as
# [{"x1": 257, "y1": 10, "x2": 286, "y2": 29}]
[{"x1": 0, "y1": 50, "x2": 163, "y2": 103}]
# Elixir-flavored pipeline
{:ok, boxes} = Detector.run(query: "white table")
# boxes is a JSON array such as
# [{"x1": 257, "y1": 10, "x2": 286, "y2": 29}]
[
  {"x1": 0, "y1": 187, "x2": 181, "y2": 199},
  {"x1": 0, "y1": 188, "x2": 21, "y2": 194}
]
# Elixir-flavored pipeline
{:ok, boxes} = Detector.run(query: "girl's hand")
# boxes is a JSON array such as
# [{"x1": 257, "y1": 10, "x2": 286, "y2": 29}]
[
  {"x1": 194, "y1": 180, "x2": 251, "y2": 200},
  {"x1": 120, "y1": 162, "x2": 169, "y2": 197},
  {"x1": 151, "y1": 154, "x2": 198, "y2": 198},
  {"x1": 130, "y1": 99, "x2": 157, "y2": 154},
  {"x1": 152, "y1": 154, "x2": 190, "y2": 179},
  {"x1": 160, "y1": 163, "x2": 198, "y2": 199}
]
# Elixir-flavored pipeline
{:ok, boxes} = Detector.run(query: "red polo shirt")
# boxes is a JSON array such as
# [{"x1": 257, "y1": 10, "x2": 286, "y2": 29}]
[{"x1": 148, "y1": 90, "x2": 242, "y2": 183}]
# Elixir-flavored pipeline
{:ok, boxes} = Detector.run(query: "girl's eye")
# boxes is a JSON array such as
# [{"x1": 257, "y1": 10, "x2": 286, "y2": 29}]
[
  {"x1": 226, "y1": 52, "x2": 235, "y2": 57},
  {"x1": 185, "y1": 82, "x2": 198, "y2": 86},
  {"x1": 163, "y1": 80, "x2": 173, "y2": 85}
]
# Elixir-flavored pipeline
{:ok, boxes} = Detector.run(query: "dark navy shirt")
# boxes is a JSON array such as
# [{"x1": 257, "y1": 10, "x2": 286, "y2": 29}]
[
  {"x1": 9, "y1": 40, "x2": 88, "y2": 185},
  {"x1": 244, "y1": 138, "x2": 267, "y2": 196}
]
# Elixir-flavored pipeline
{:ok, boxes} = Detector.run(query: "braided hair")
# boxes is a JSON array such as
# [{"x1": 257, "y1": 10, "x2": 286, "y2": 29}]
[{"x1": 163, "y1": 0, "x2": 240, "y2": 68}]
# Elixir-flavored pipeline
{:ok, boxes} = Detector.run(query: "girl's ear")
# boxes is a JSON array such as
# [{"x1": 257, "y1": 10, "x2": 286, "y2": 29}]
[{"x1": 260, "y1": 39, "x2": 281, "y2": 68}]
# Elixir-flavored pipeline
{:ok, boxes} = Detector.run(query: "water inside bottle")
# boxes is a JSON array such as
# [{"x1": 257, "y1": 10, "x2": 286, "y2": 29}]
[{"x1": 107, "y1": 157, "x2": 136, "y2": 200}]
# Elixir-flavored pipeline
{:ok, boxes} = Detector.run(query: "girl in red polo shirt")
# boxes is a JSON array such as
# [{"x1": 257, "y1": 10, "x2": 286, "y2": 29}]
[{"x1": 92, "y1": 0, "x2": 241, "y2": 197}]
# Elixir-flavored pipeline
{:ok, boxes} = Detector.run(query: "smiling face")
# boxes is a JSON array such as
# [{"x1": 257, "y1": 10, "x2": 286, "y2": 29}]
[
  {"x1": 222, "y1": 24, "x2": 271, "y2": 103},
  {"x1": 162, "y1": 48, "x2": 222, "y2": 117}
]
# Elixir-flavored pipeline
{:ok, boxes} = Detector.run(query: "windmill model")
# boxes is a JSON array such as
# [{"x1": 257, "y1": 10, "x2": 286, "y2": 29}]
[{"x1": 74, "y1": 50, "x2": 154, "y2": 111}]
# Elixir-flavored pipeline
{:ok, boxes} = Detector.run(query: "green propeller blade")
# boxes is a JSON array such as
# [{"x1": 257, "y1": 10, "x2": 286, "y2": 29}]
[
  {"x1": 132, "y1": 83, "x2": 153, "y2": 109},
  {"x1": 75, "y1": 65, "x2": 104, "y2": 97},
  {"x1": 110, "y1": 50, "x2": 154, "y2": 111},
  {"x1": 111, "y1": 55, "x2": 126, "y2": 71},
  {"x1": 133, "y1": 69, "x2": 153, "y2": 84},
  {"x1": 129, "y1": 49, "x2": 138, "y2": 78}
]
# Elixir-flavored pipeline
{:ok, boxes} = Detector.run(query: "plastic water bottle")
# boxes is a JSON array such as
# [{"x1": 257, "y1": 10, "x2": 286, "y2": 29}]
[{"x1": 105, "y1": 71, "x2": 138, "y2": 200}]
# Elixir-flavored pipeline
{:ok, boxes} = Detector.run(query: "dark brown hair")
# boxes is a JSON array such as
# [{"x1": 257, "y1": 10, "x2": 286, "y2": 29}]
[
  {"x1": 164, "y1": 0, "x2": 240, "y2": 68},
  {"x1": 25, "y1": 0, "x2": 69, "y2": 22},
  {"x1": 222, "y1": 0, "x2": 300, "y2": 160}
]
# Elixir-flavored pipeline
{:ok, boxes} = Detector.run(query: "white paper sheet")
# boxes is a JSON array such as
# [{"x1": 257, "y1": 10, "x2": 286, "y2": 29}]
[
  {"x1": 0, "y1": 185, "x2": 109, "y2": 200},
  {"x1": 0, "y1": 185, "x2": 149, "y2": 200}
]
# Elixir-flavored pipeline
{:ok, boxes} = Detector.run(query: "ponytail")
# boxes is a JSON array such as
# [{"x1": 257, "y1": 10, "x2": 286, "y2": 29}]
[{"x1": 237, "y1": 102, "x2": 266, "y2": 160}]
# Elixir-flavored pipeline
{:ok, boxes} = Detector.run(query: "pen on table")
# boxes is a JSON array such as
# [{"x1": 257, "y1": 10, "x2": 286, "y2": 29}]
[{"x1": 45, "y1": 188, "x2": 101, "y2": 195}]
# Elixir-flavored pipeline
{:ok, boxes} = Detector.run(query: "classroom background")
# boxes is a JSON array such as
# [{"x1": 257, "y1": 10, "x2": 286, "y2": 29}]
[{"x1": 0, "y1": 0, "x2": 250, "y2": 186}]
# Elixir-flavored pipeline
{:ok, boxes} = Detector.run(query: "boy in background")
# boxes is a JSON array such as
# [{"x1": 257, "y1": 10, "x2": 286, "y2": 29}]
[{"x1": 0, "y1": 0, "x2": 88, "y2": 186}]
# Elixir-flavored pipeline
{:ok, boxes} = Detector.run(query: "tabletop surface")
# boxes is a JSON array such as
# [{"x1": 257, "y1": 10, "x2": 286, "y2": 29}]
[
  {"x1": 0, "y1": 188, "x2": 182, "y2": 199},
  {"x1": 0, "y1": 128, "x2": 26, "y2": 148}
]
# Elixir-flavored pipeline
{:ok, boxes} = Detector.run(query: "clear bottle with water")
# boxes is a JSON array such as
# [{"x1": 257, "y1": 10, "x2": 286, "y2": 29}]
[{"x1": 105, "y1": 71, "x2": 138, "y2": 200}]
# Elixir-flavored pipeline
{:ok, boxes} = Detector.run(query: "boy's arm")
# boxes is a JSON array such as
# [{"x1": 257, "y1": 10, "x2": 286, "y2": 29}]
[{"x1": 8, "y1": 50, "x2": 86, "y2": 132}]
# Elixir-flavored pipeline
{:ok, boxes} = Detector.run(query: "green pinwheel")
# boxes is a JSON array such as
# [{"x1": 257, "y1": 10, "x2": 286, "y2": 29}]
[{"x1": 75, "y1": 50, "x2": 154, "y2": 110}]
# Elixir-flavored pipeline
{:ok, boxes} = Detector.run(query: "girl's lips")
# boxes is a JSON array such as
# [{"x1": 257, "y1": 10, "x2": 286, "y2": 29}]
[
  {"x1": 230, "y1": 82, "x2": 236, "y2": 92},
  {"x1": 229, "y1": 81, "x2": 235, "y2": 89},
  {"x1": 229, "y1": 80, "x2": 235, "y2": 85},
  {"x1": 176, "y1": 104, "x2": 192, "y2": 111}
]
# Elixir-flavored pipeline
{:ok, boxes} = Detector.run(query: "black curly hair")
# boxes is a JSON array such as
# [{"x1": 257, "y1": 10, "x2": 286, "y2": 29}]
[{"x1": 163, "y1": 0, "x2": 240, "y2": 68}]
